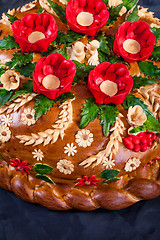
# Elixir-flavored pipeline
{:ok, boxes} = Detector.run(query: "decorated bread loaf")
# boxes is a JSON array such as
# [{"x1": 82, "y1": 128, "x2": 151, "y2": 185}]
[{"x1": 0, "y1": 0, "x2": 160, "y2": 210}]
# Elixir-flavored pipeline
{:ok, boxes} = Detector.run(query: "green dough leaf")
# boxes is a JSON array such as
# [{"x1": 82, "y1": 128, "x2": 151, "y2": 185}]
[
  {"x1": 34, "y1": 163, "x2": 53, "y2": 174},
  {"x1": 35, "y1": 174, "x2": 54, "y2": 184},
  {"x1": 4, "y1": 13, "x2": 19, "y2": 23},
  {"x1": 9, "y1": 81, "x2": 33, "y2": 101},
  {"x1": 34, "y1": 95, "x2": 54, "y2": 120},
  {"x1": 100, "y1": 169, "x2": 120, "y2": 179},
  {"x1": 0, "y1": 89, "x2": 13, "y2": 107},
  {"x1": 99, "y1": 104, "x2": 119, "y2": 136},
  {"x1": 0, "y1": 154, "x2": 2, "y2": 159},
  {"x1": 37, "y1": 7, "x2": 44, "y2": 14},
  {"x1": 151, "y1": 27, "x2": 160, "y2": 43},
  {"x1": 80, "y1": 98, "x2": 99, "y2": 129},
  {"x1": 56, "y1": 31, "x2": 84, "y2": 46},
  {"x1": 127, "y1": 6, "x2": 139, "y2": 22},
  {"x1": 106, "y1": 4, "x2": 123, "y2": 26},
  {"x1": 47, "y1": 0, "x2": 67, "y2": 24},
  {"x1": 0, "y1": 66, "x2": 5, "y2": 77},
  {"x1": 41, "y1": 42, "x2": 55, "y2": 57},
  {"x1": 138, "y1": 61, "x2": 160, "y2": 80},
  {"x1": 96, "y1": 32, "x2": 110, "y2": 63},
  {"x1": 15, "y1": 62, "x2": 36, "y2": 78},
  {"x1": 102, "y1": 0, "x2": 108, "y2": 5},
  {"x1": 0, "y1": 36, "x2": 19, "y2": 50},
  {"x1": 72, "y1": 61, "x2": 95, "y2": 84},
  {"x1": 6, "y1": 51, "x2": 33, "y2": 69},
  {"x1": 97, "y1": 32, "x2": 110, "y2": 55},
  {"x1": 122, "y1": 0, "x2": 139, "y2": 10},
  {"x1": 132, "y1": 76, "x2": 157, "y2": 91},
  {"x1": 150, "y1": 45, "x2": 160, "y2": 61},
  {"x1": 103, "y1": 177, "x2": 120, "y2": 183},
  {"x1": 54, "y1": 92, "x2": 75, "y2": 104}
]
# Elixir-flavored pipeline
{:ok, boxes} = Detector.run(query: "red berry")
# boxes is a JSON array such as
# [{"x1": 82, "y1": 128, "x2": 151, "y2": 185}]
[
  {"x1": 147, "y1": 140, "x2": 153, "y2": 147},
  {"x1": 132, "y1": 135, "x2": 140, "y2": 145},
  {"x1": 133, "y1": 145, "x2": 141, "y2": 152},
  {"x1": 140, "y1": 145, "x2": 148, "y2": 152},
  {"x1": 123, "y1": 137, "x2": 132, "y2": 146},
  {"x1": 146, "y1": 133, "x2": 152, "y2": 139},
  {"x1": 126, "y1": 143, "x2": 134, "y2": 150},
  {"x1": 138, "y1": 132, "x2": 145, "y2": 137},
  {"x1": 140, "y1": 137, "x2": 147, "y2": 145},
  {"x1": 152, "y1": 134, "x2": 157, "y2": 141}
]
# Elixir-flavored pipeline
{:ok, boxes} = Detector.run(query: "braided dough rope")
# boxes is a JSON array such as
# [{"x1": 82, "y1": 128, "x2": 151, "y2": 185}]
[{"x1": 0, "y1": 157, "x2": 160, "y2": 210}]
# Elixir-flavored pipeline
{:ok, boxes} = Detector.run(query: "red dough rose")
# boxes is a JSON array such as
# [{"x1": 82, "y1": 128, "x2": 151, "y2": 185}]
[
  {"x1": 12, "y1": 12, "x2": 58, "y2": 53},
  {"x1": 66, "y1": 0, "x2": 109, "y2": 36},
  {"x1": 87, "y1": 62, "x2": 133, "y2": 105},
  {"x1": 113, "y1": 21, "x2": 155, "y2": 62},
  {"x1": 33, "y1": 53, "x2": 76, "y2": 100}
]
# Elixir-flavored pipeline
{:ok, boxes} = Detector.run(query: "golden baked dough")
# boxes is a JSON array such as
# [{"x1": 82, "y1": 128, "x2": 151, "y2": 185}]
[{"x1": 0, "y1": 0, "x2": 160, "y2": 211}]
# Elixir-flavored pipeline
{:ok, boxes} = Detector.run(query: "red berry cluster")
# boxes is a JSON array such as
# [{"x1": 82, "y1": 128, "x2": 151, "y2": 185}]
[{"x1": 123, "y1": 131, "x2": 157, "y2": 152}]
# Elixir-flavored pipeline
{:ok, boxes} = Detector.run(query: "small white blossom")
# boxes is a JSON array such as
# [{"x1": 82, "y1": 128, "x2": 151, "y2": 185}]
[
  {"x1": 1, "y1": 115, "x2": 12, "y2": 127},
  {"x1": 21, "y1": 108, "x2": 36, "y2": 126},
  {"x1": 64, "y1": 143, "x2": 77, "y2": 156},
  {"x1": 124, "y1": 158, "x2": 141, "y2": 172},
  {"x1": 32, "y1": 149, "x2": 44, "y2": 161},
  {"x1": 0, "y1": 125, "x2": 11, "y2": 143},
  {"x1": 102, "y1": 157, "x2": 115, "y2": 169},
  {"x1": 57, "y1": 159, "x2": 74, "y2": 175},
  {"x1": 75, "y1": 129, "x2": 93, "y2": 148}
]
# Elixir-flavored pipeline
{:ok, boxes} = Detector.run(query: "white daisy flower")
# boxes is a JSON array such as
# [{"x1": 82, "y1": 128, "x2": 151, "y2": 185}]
[
  {"x1": 64, "y1": 143, "x2": 77, "y2": 156},
  {"x1": 102, "y1": 157, "x2": 115, "y2": 169},
  {"x1": 75, "y1": 129, "x2": 93, "y2": 148},
  {"x1": 0, "y1": 125, "x2": 11, "y2": 143},
  {"x1": 124, "y1": 158, "x2": 141, "y2": 172},
  {"x1": 57, "y1": 159, "x2": 74, "y2": 175},
  {"x1": 32, "y1": 149, "x2": 44, "y2": 161},
  {"x1": 21, "y1": 108, "x2": 36, "y2": 126},
  {"x1": 1, "y1": 115, "x2": 12, "y2": 127}
]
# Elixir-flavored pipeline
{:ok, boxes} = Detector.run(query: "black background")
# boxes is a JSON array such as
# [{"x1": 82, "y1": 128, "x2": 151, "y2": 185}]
[{"x1": 0, "y1": 1, "x2": 160, "y2": 240}]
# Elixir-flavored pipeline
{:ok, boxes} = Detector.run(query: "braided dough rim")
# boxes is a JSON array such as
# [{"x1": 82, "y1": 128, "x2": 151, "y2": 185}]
[{"x1": 0, "y1": 158, "x2": 160, "y2": 211}]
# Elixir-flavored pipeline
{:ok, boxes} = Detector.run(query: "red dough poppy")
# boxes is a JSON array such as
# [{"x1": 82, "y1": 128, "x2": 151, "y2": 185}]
[
  {"x1": 66, "y1": 0, "x2": 109, "y2": 36},
  {"x1": 33, "y1": 53, "x2": 76, "y2": 100},
  {"x1": 12, "y1": 12, "x2": 58, "y2": 53},
  {"x1": 113, "y1": 21, "x2": 155, "y2": 62},
  {"x1": 10, "y1": 158, "x2": 31, "y2": 175},
  {"x1": 76, "y1": 176, "x2": 100, "y2": 187},
  {"x1": 87, "y1": 62, "x2": 133, "y2": 105}
]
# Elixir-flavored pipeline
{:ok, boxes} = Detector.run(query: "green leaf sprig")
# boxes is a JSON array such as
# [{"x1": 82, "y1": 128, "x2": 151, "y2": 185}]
[
  {"x1": 122, "y1": 0, "x2": 139, "y2": 11},
  {"x1": 100, "y1": 169, "x2": 120, "y2": 183},
  {"x1": 34, "y1": 92, "x2": 74, "y2": 120},
  {"x1": 132, "y1": 76, "x2": 158, "y2": 91},
  {"x1": 80, "y1": 98, "x2": 119, "y2": 136},
  {"x1": 150, "y1": 45, "x2": 160, "y2": 61},
  {"x1": 4, "y1": 13, "x2": 19, "y2": 23},
  {"x1": 127, "y1": 6, "x2": 139, "y2": 22},
  {"x1": 138, "y1": 61, "x2": 160, "y2": 80},
  {"x1": 9, "y1": 81, "x2": 34, "y2": 101},
  {"x1": 151, "y1": 27, "x2": 160, "y2": 43},
  {"x1": 106, "y1": 3, "x2": 123, "y2": 26},
  {"x1": 0, "y1": 36, "x2": 19, "y2": 50},
  {"x1": 47, "y1": 0, "x2": 67, "y2": 24},
  {"x1": 33, "y1": 163, "x2": 54, "y2": 184}
]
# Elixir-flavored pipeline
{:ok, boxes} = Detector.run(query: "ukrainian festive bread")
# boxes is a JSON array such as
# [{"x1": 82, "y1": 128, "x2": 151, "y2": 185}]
[{"x1": 0, "y1": 0, "x2": 160, "y2": 211}]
